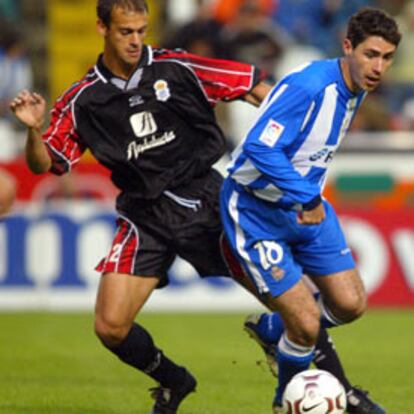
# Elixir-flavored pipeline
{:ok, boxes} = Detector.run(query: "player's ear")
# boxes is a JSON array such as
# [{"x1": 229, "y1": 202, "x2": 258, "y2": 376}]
[
  {"x1": 342, "y1": 38, "x2": 353, "y2": 57},
  {"x1": 97, "y1": 19, "x2": 108, "y2": 37}
]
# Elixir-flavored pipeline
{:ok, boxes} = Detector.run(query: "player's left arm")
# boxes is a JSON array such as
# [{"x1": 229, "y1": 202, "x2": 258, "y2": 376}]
[
  {"x1": 243, "y1": 82, "x2": 273, "y2": 107},
  {"x1": 180, "y1": 52, "x2": 267, "y2": 105}
]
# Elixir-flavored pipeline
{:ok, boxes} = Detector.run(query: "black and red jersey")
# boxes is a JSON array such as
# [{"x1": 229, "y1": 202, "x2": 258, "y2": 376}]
[{"x1": 43, "y1": 46, "x2": 263, "y2": 200}]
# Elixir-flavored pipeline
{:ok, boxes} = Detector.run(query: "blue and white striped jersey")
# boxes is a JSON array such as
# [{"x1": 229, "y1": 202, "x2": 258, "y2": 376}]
[{"x1": 228, "y1": 58, "x2": 366, "y2": 210}]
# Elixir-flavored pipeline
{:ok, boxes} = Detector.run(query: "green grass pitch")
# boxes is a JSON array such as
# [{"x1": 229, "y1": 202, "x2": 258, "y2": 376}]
[{"x1": 0, "y1": 310, "x2": 413, "y2": 413}]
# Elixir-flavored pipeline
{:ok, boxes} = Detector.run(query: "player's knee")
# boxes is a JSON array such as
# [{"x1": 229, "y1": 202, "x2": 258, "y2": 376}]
[
  {"x1": 347, "y1": 292, "x2": 367, "y2": 321},
  {"x1": 332, "y1": 291, "x2": 367, "y2": 323},
  {"x1": 94, "y1": 315, "x2": 130, "y2": 347},
  {"x1": 301, "y1": 316, "x2": 320, "y2": 346}
]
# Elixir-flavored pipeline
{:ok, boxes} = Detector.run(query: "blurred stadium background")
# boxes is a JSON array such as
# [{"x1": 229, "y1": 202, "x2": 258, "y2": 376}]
[{"x1": 1, "y1": 1, "x2": 414, "y2": 413}]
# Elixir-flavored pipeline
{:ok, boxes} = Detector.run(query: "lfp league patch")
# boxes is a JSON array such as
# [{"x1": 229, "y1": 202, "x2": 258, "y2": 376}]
[
  {"x1": 154, "y1": 80, "x2": 171, "y2": 102},
  {"x1": 259, "y1": 119, "x2": 285, "y2": 147}
]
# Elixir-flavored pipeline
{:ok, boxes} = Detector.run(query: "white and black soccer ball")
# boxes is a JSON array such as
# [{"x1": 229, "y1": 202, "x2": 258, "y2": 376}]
[{"x1": 282, "y1": 369, "x2": 347, "y2": 414}]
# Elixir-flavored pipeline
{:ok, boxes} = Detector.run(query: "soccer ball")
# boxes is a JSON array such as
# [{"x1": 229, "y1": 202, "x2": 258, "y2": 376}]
[{"x1": 282, "y1": 369, "x2": 347, "y2": 414}]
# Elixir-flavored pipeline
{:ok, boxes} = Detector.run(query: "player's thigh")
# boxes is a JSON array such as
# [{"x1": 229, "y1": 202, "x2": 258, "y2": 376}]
[
  {"x1": 296, "y1": 201, "x2": 356, "y2": 279},
  {"x1": 95, "y1": 272, "x2": 159, "y2": 327},
  {"x1": 96, "y1": 215, "x2": 175, "y2": 285},
  {"x1": 221, "y1": 233, "x2": 320, "y2": 343},
  {"x1": 178, "y1": 225, "x2": 230, "y2": 277},
  {"x1": 311, "y1": 268, "x2": 367, "y2": 320},
  {"x1": 229, "y1": 233, "x2": 301, "y2": 298},
  {"x1": 220, "y1": 182, "x2": 302, "y2": 297},
  {"x1": 95, "y1": 215, "x2": 175, "y2": 327}
]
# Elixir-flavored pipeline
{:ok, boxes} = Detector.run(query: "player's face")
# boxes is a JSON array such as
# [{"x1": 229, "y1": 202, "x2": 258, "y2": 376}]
[
  {"x1": 98, "y1": 6, "x2": 148, "y2": 75},
  {"x1": 342, "y1": 36, "x2": 397, "y2": 93}
]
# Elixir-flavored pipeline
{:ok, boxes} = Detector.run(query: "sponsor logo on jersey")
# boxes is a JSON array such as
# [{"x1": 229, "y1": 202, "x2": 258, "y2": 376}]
[
  {"x1": 154, "y1": 80, "x2": 171, "y2": 102},
  {"x1": 130, "y1": 111, "x2": 158, "y2": 138},
  {"x1": 259, "y1": 119, "x2": 285, "y2": 147},
  {"x1": 309, "y1": 147, "x2": 334, "y2": 164},
  {"x1": 127, "y1": 132, "x2": 176, "y2": 160}
]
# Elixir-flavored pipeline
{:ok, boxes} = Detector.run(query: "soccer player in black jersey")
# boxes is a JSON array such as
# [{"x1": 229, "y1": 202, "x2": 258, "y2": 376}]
[{"x1": 10, "y1": 1, "x2": 385, "y2": 413}]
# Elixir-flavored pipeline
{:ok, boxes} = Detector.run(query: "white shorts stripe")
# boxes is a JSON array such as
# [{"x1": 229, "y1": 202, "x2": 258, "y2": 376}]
[
  {"x1": 228, "y1": 190, "x2": 269, "y2": 294},
  {"x1": 118, "y1": 214, "x2": 140, "y2": 274}
]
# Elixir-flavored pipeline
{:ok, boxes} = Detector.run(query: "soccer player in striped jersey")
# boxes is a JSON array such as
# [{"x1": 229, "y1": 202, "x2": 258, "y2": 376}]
[{"x1": 220, "y1": 8, "x2": 401, "y2": 414}]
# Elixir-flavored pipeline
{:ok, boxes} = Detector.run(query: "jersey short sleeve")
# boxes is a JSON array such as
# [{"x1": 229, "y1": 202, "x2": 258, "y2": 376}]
[
  {"x1": 154, "y1": 49, "x2": 265, "y2": 106},
  {"x1": 43, "y1": 83, "x2": 88, "y2": 175}
]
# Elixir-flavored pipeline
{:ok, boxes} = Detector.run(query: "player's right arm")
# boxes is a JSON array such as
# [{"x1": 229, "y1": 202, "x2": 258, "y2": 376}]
[
  {"x1": 10, "y1": 90, "x2": 52, "y2": 174},
  {"x1": 297, "y1": 203, "x2": 325, "y2": 225},
  {"x1": 240, "y1": 83, "x2": 326, "y2": 224},
  {"x1": 11, "y1": 83, "x2": 87, "y2": 176}
]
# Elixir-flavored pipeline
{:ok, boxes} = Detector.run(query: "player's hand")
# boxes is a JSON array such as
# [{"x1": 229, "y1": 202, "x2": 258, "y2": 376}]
[
  {"x1": 297, "y1": 202, "x2": 326, "y2": 225},
  {"x1": 10, "y1": 90, "x2": 46, "y2": 130}
]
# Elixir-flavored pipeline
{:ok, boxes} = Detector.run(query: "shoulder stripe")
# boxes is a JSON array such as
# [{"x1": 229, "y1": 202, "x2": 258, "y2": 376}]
[
  {"x1": 44, "y1": 76, "x2": 100, "y2": 172},
  {"x1": 47, "y1": 78, "x2": 99, "y2": 143},
  {"x1": 185, "y1": 62, "x2": 253, "y2": 77},
  {"x1": 152, "y1": 59, "x2": 211, "y2": 103}
]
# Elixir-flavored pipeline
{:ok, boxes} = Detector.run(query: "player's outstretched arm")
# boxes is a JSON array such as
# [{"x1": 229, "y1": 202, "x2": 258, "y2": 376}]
[
  {"x1": 10, "y1": 90, "x2": 52, "y2": 174},
  {"x1": 244, "y1": 82, "x2": 273, "y2": 107}
]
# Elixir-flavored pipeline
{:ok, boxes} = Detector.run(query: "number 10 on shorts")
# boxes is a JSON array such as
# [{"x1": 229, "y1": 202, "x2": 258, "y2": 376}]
[{"x1": 254, "y1": 241, "x2": 284, "y2": 270}]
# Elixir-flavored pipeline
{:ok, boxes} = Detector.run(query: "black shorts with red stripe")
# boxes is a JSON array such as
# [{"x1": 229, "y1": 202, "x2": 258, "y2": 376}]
[{"x1": 96, "y1": 169, "x2": 230, "y2": 287}]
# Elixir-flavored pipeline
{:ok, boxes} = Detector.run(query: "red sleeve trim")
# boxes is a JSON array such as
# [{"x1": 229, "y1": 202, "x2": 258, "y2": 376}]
[
  {"x1": 43, "y1": 76, "x2": 98, "y2": 174},
  {"x1": 154, "y1": 49, "x2": 264, "y2": 106}
]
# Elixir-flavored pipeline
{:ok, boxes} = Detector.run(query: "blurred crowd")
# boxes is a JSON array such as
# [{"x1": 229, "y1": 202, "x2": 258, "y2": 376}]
[
  {"x1": 0, "y1": 0, "x2": 413, "y2": 206},
  {"x1": 0, "y1": 0, "x2": 32, "y2": 162},
  {"x1": 160, "y1": 0, "x2": 414, "y2": 139}
]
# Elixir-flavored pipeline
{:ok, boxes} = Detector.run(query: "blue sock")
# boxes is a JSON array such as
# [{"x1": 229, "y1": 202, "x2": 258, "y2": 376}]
[
  {"x1": 256, "y1": 313, "x2": 285, "y2": 343},
  {"x1": 274, "y1": 334, "x2": 315, "y2": 406},
  {"x1": 257, "y1": 295, "x2": 343, "y2": 345}
]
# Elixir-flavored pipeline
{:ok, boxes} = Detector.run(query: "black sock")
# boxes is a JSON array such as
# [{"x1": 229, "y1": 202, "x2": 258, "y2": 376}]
[
  {"x1": 314, "y1": 327, "x2": 353, "y2": 393},
  {"x1": 109, "y1": 323, "x2": 187, "y2": 388}
]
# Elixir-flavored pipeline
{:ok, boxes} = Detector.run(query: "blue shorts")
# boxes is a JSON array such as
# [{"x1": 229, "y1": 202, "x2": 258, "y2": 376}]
[{"x1": 220, "y1": 178, "x2": 355, "y2": 297}]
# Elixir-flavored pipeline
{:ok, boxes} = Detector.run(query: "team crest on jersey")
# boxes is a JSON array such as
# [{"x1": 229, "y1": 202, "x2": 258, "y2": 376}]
[
  {"x1": 271, "y1": 266, "x2": 285, "y2": 281},
  {"x1": 259, "y1": 119, "x2": 285, "y2": 147},
  {"x1": 154, "y1": 80, "x2": 171, "y2": 102}
]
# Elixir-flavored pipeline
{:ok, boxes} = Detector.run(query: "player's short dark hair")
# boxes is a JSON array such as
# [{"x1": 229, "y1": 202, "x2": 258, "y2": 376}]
[
  {"x1": 97, "y1": 0, "x2": 148, "y2": 27},
  {"x1": 346, "y1": 8, "x2": 401, "y2": 48}
]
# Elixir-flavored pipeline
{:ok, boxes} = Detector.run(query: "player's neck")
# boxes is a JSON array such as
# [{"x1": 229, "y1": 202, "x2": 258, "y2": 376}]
[
  {"x1": 102, "y1": 53, "x2": 137, "y2": 80},
  {"x1": 339, "y1": 58, "x2": 359, "y2": 94}
]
